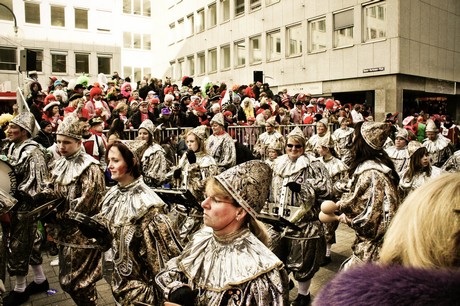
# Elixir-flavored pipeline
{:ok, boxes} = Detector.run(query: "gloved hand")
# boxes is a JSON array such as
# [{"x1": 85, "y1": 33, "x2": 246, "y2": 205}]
[
  {"x1": 169, "y1": 285, "x2": 199, "y2": 306},
  {"x1": 173, "y1": 168, "x2": 182, "y2": 179},
  {"x1": 285, "y1": 182, "x2": 301, "y2": 193},
  {"x1": 186, "y1": 149, "x2": 196, "y2": 164}
]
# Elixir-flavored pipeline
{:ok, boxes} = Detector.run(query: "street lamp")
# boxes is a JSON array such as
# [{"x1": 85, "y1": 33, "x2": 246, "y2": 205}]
[{"x1": 0, "y1": 3, "x2": 18, "y2": 34}]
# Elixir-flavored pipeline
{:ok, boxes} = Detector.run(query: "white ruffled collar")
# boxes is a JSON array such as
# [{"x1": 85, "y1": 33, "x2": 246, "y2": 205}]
[
  {"x1": 423, "y1": 135, "x2": 451, "y2": 152},
  {"x1": 51, "y1": 149, "x2": 99, "y2": 185},
  {"x1": 273, "y1": 154, "x2": 311, "y2": 178},
  {"x1": 385, "y1": 146, "x2": 409, "y2": 159}
]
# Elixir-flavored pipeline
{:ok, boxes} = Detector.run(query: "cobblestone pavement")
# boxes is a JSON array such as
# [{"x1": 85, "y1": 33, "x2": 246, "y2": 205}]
[{"x1": 5, "y1": 224, "x2": 354, "y2": 305}]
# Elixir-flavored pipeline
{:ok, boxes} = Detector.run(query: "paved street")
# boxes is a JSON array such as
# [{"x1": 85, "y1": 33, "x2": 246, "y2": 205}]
[{"x1": 5, "y1": 224, "x2": 354, "y2": 305}]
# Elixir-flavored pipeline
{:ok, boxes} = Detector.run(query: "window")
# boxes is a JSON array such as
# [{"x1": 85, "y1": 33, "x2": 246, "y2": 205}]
[
  {"x1": 208, "y1": 3, "x2": 217, "y2": 28},
  {"x1": 197, "y1": 52, "x2": 205, "y2": 75},
  {"x1": 363, "y1": 1, "x2": 386, "y2": 42},
  {"x1": 30, "y1": 49, "x2": 43, "y2": 72},
  {"x1": 0, "y1": 47, "x2": 16, "y2": 71},
  {"x1": 0, "y1": 0, "x2": 13, "y2": 21},
  {"x1": 249, "y1": 35, "x2": 261, "y2": 64},
  {"x1": 143, "y1": 34, "x2": 151, "y2": 50},
  {"x1": 334, "y1": 10, "x2": 353, "y2": 48},
  {"x1": 250, "y1": 0, "x2": 261, "y2": 11},
  {"x1": 208, "y1": 49, "x2": 217, "y2": 73},
  {"x1": 134, "y1": 67, "x2": 142, "y2": 82},
  {"x1": 221, "y1": 0, "x2": 230, "y2": 22},
  {"x1": 51, "y1": 6, "x2": 65, "y2": 27},
  {"x1": 266, "y1": 30, "x2": 281, "y2": 61},
  {"x1": 187, "y1": 56, "x2": 195, "y2": 76},
  {"x1": 221, "y1": 45, "x2": 230, "y2": 70},
  {"x1": 177, "y1": 19, "x2": 184, "y2": 41},
  {"x1": 234, "y1": 40, "x2": 246, "y2": 67},
  {"x1": 286, "y1": 24, "x2": 303, "y2": 57},
  {"x1": 51, "y1": 52, "x2": 67, "y2": 73},
  {"x1": 196, "y1": 9, "x2": 205, "y2": 32},
  {"x1": 75, "y1": 53, "x2": 89, "y2": 74},
  {"x1": 186, "y1": 14, "x2": 194, "y2": 37},
  {"x1": 133, "y1": 33, "x2": 141, "y2": 49},
  {"x1": 25, "y1": 2, "x2": 40, "y2": 24},
  {"x1": 123, "y1": 0, "x2": 151, "y2": 16},
  {"x1": 177, "y1": 59, "x2": 184, "y2": 79},
  {"x1": 75, "y1": 8, "x2": 88, "y2": 29},
  {"x1": 169, "y1": 23, "x2": 175, "y2": 44},
  {"x1": 96, "y1": 10, "x2": 112, "y2": 32},
  {"x1": 123, "y1": 32, "x2": 131, "y2": 48},
  {"x1": 309, "y1": 17, "x2": 327, "y2": 52},
  {"x1": 235, "y1": 0, "x2": 245, "y2": 16},
  {"x1": 98, "y1": 55, "x2": 111, "y2": 74}
]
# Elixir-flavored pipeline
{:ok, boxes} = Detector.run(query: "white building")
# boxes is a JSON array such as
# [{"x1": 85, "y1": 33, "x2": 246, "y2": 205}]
[{"x1": 165, "y1": 0, "x2": 460, "y2": 121}]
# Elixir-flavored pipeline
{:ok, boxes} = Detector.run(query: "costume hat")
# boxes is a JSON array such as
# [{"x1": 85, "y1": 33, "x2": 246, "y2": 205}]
[
  {"x1": 266, "y1": 117, "x2": 278, "y2": 127},
  {"x1": 11, "y1": 112, "x2": 37, "y2": 136},
  {"x1": 287, "y1": 126, "x2": 305, "y2": 141},
  {"x1": 215, "y1": 160, "x2": 272, "y2": 219},
  {"x1": 138, "y1": 119, "x2": 155, "y2": 136},
  {"x1": 210, "y1": 113, "x2": 225, "y2": 126},
  {"x1": 425, "y1": 119, "x2": 439, "y2": 133},
  {"x1": 395, "y1": 128, "x2": 409, "y2": 142},
  {"x1": 361, "y1": 121, "x2": 390, "y2": 150},
  {"x1": 407, "y1": 140, "x2": 423, "y2": 157},
  {"x1": 189, "y1": 125, "x2": 207, "y2": 140},
  {"x1": 317, "y1": 133, "x2": 335, "y2": 148},
  {"x1": 43, "y1": 101, "x2": 60, "y2": 112},
  {"x1": 119, "y1": 140, "x2": 148, "y2": 162},
  {"x1": 56, "y1": 112, "x2": 81, "y2": 140}
]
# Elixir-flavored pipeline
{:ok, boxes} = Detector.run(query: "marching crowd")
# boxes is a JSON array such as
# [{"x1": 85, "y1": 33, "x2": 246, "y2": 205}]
[{"x1": 0, "y1": 71, "x2": 458, "y2": 306}]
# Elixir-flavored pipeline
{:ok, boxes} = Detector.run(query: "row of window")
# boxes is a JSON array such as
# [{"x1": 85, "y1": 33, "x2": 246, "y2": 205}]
[
  {"x1": 169, "y1": 0, "x2": 280, "y2": 42},
  {"x1": 0, "y1": 47, "x2": 112, "y2": 75},
  {"x1": 170, "y1": 2, "x2": 387, "y2": 78}
]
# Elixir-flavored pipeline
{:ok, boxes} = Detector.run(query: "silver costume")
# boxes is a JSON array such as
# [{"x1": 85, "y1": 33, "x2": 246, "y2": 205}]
[
  {"x1": 442, "y1": 150, "x2": 460, "y2": 172},
  {"x1": 156, "y1": 227, "x2": 289, "y2": 305},
  {"x1": 205, "y1": 132, "x2": 236, "y2": 172},
  {"x1": 141, "y1": 143, "x2": 169, "y2": 187},
  {"x1": 385, "y1": 146, "x2": 410, "y2": 175},
  {"x1": 253, "y1": 130, "x2": 285, "y2": 159},
  {"x1": 332, "y1": 127, "x2": 354, "y2": 164},
  {"x1": 423, "y1": 135, "x2": 455, "y2": 167},
  {"x1": 399, "y1": 166, "x2": 445, "y2": 197}
]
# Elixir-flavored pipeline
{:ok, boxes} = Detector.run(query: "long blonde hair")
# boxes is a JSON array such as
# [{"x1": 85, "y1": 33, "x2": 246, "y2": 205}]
[
  {"x1": 205, "y1": 178, "x2": 269, "y2": 246},
  {"x1": 380, "y1": 173, "x2": 460, "y2": 268}
]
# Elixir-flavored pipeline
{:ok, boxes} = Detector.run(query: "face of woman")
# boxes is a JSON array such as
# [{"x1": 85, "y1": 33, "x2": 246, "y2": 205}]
[
  {"x1": 107, "y1": 146, "x2": 131, "y2": 183},
  {"x1": 56, "y1": 135, "x2": 81, "y2": 157},
  {"x1": 286, "y1": 138, "x2": 304, "y2": 161},
  {"x1": 395, "y1": 137, "x2": 407, "y2": 149},
  {"x1": 138, "y1": 129, "x2": 150, "y2": 141},
  {"x1": 267, "y1": 149, "x2": 278, "y2": 160},
  {"x1": 108, "y1": 134, "x2": 119, "y2": 145},
  {"x1": 316, "y1": 123, "x2": 327, "y2": 136},
  {"x1": 317, "y1": 145, "x2": 328, "y2": 157},
  {"x1": 201, "y1": 191, "x2": 242, "y2": 236},
  {"x1": 186, "y1": 134, "x2": 199, "y2": 152},
  {"x1": 420, "y1": 153, "x2": 430, "y2": 168},
  {"x1": 52, "y1": 106, "x2": 59, "y2": 115}
]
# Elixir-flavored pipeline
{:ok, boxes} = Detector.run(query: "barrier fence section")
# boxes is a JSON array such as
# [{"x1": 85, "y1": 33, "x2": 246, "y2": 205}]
[{"x1": 109, "y1": 124, "x2": 337, "y2": 152}]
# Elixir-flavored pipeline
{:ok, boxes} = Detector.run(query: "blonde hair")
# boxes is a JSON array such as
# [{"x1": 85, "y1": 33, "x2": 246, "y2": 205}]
[
  {"x1": 205, "y1": 178, "x2": 269, "y2": 246},
  {"x1": 380, "y1": 173, "x2": 460, "y2": 269},
  {"x1": 186, "y1": 130, "x2": 207, "y2": 154}
]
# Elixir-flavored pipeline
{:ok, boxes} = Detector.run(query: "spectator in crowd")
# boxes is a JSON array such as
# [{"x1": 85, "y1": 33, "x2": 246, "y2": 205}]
[{"x1": 131, "y1": 100, "x2": 156, "y2": 129}]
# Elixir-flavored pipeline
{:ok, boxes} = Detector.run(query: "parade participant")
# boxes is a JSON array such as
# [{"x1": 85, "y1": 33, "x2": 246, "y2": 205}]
[
  {"x1": 305, "y1": 118, "x2": 331, "y2": 156},
  {"x1": 316, "y1": 134, "x2": 348, "y2": 266},
  {"x1": 332, "y1": 117, "x2": 354, "y2": 164},
  {"x1": 168, "y1": 125, "x2": 218, "y2": 244},
  {"x1": 41, "y1": 111, "x2": 106, "y2": 306},
  {"x1": 81, "y1": 117, "x2": 107, "y2": 169},
  {"x1": 335, "y1": 121, "x2": 399, "y2": 270},
  {"x1": 137, "y1": 119, "x2": 169, "y2": 187},
  {"x1": 206, "y1": 113, "x2": 236, "y2": 172},
  {"x1": 441, "y1": 149, "x2": 460, "y2": 172},
  {"x1": 253, "y1": 117, "x2": 285, "y2": 159},
  {"x1": 156, "y1": 160, "x2": 289, "y2": 306},
  {"x1": 423, "y1": 119, "x2": 454, "y2": 167},
  {"x1": 2, "y1": 112, "x2": 49, "y2": 306},
  {"x1": 399, "y1": 141, "x2": 445, "y2": 198},
  {"x1": 267, "y1": 126, "x2": 332, "y2": 305},
  {"x1": 385, "y1": 128, "x2": 410, "y2": 175},
  {"x1": 90, "y1": 140, "x2": 183, "y2": 305},
  {"x1": 264, "y1": 139, "x2": 283, "y2": 169},
  {"x1": 315, "y1": 173, "x2": 460, "y2": 306}
]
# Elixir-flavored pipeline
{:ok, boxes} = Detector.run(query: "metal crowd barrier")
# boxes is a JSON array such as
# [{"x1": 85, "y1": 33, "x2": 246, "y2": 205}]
[{"x1": 107, "y1": 124, "x2": 337, "y2": 152}]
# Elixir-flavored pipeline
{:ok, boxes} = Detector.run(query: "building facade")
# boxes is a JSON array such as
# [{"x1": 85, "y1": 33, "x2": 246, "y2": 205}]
[{"x1": 166, "y1": 0, "x2": 460, "y2": 121}]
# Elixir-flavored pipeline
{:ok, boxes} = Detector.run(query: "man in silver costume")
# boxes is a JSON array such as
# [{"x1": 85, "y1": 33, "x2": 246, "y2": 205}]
[
  {"x1": 41, "y1": 110, "x2": 106, "y2": 305},
  {"x1": 266, "y1": 126, "x2": 332, "y2": 305},
  {"x1": 2, "y1": 112, "x2": 50, "y2": 306},
  {"x1": 423, "y1": 119, "x2": 455, "y2": 167}
]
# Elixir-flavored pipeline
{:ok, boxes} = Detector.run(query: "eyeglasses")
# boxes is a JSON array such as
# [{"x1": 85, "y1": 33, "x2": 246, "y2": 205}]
[{"x1": 287, "y1": 144, "x2": 302, "y2": 149}]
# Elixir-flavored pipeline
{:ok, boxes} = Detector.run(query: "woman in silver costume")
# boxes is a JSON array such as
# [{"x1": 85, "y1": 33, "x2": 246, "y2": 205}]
[
  {"x1": 316, "y1": 134, "x2": 348, "y2": 266},
  {"x1": 305, "y1": 118, "x2": 330, "y2": 156},
  {"x1": 137, "y1": 119, "x2": 169, "y2": 187},
  {"x1": 385, "y1": 128, "x2": 410, "y2": 175},
  {"x1": 332, "y1": 117, "x2": 354, "y2": 164},
  {"x1": 97, "y1": 140, "x2": 182, "y2": 305},
  {"x1": 335, "y1": 121, "x2": 400, "y2": 271},
  {"x1": 156, "y1": 160, "x2": 289, "y2": 306},
  {"x1": 399, "y1": 141, "x2": 445, "y2": 199},
  {"x1": 168, "y1": 125, "x2": 218, "y2": 244}
]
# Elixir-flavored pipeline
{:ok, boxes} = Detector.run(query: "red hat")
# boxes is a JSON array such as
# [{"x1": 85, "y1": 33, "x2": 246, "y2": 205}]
[
  {"x1": 223, "y1": 111, "x2": 232, "y2": 117},
  {"x1": 247, "y1": 117, "x2": 256, "y2": 122},
  {"x1": 195, "y1": 106, "x2": 207, "y2": 113},
  {"x1": 296, "y1": 94, "x2": 306, "y2": 102},
  {"x1": 325, "y1": 99, "x2": 334, "y2": 110},
  {"x1": 164, "y1": 86, "x2": 174, "y2": 95},
  {"x1": 90, "y1": 86, "x2": 103, "y2": 98},
  {"x1": 317, "y1": 97, "x2": 325, "y2": 103},
  {"x1": 151, "y1": 97, "x2": 160, "y2": 104},
  {"x1": 49, "y1": 76, "x2": 58, "y2": 82},
  {"x1": 44, "y1": 94, "x2": 56, "y2": 104}
]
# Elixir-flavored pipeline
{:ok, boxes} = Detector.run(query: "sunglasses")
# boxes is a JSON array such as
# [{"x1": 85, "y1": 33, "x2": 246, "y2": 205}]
[{"x1": 287, "y1": 144, "x2": 302, "y2": 149}]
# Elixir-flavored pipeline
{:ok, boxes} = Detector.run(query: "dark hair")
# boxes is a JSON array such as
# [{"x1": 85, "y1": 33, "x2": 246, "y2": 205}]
[
  {"x1": 405, "y1": 147, "x2": 431, "y2": 181},
  {"x1": 138, "y1": 128, "x2": 154, "y2": 145},
  {"x1": 349, "y1": 121, "x2": 400, "y2": 186},
  {"x1": 108, "y1": 118, "x2": 125, "y2": 140},
  {"x1": 106, "y1": 141, "x2": 142, "y2": 179}
]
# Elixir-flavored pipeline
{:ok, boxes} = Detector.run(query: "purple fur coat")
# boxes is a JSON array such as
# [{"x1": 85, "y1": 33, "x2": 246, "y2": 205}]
[{"x1": 314, "y1": 264, "x2": 460, "y2": 306}]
